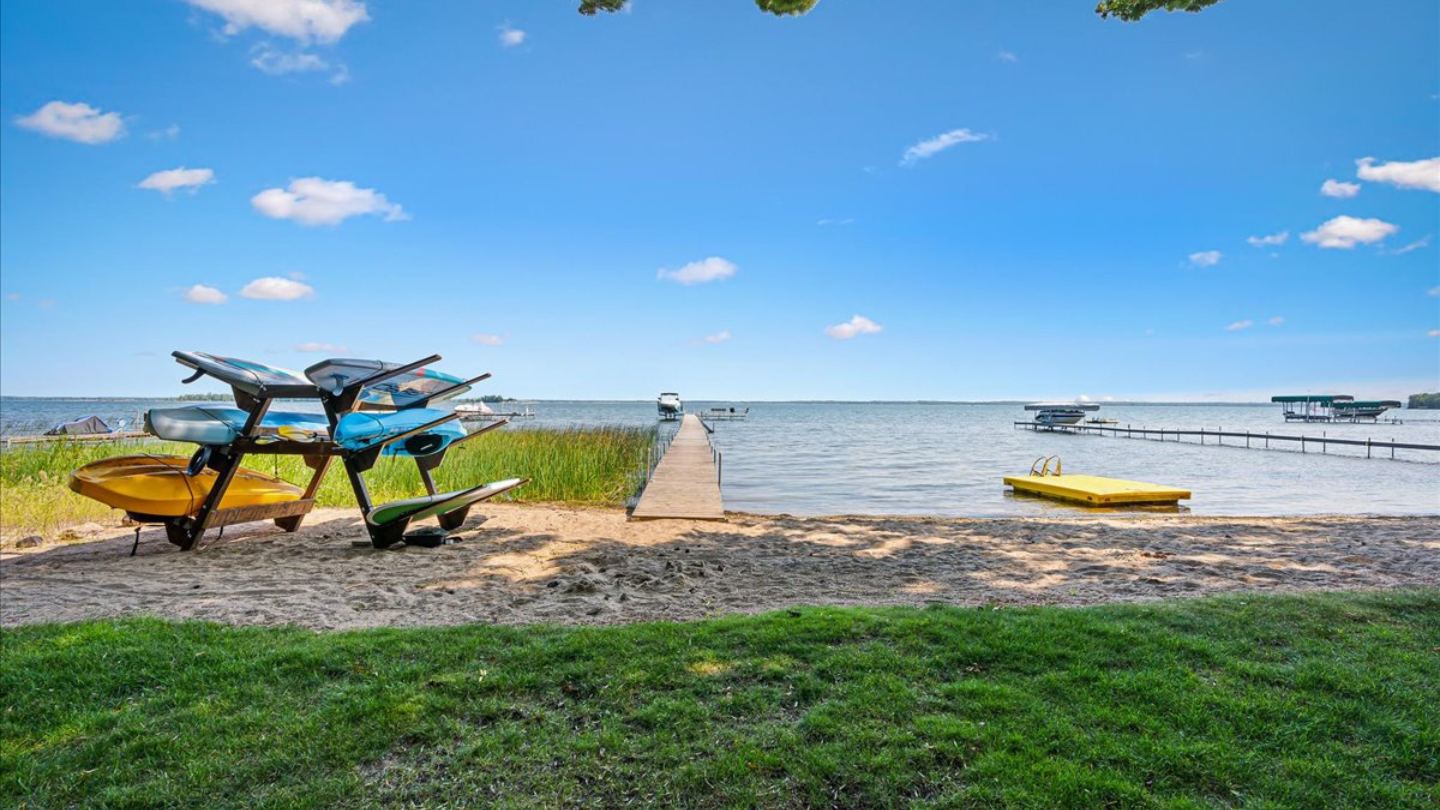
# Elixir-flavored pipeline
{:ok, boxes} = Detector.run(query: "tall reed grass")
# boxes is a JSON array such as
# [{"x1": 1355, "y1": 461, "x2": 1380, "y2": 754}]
[{"x1": 0, "y1": 426, "x2": 654, "y2": 540}]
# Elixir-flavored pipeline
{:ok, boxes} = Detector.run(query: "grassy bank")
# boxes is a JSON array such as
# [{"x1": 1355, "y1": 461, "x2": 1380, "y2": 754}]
[
  {"x1": 3, "y1": 591, "x2": 1437, "y2": 809},
  {"x1": 0, "y1": 426, "x2": 654, "y2": 540}
]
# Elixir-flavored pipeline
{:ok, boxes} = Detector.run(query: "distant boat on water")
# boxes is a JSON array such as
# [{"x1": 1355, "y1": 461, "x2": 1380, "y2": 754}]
[
  {"x1": 1271, "y1": 394, "x2": 1401, "y2": 423},
  {"x1": 455, "y1": 402, "x2": 534, "y2": 420},
  {"x1": 658, "y1": 392, "x2": 683, "y2": 420},
  {"x1": 1025, "y1": 402, "x2": 1100, "y2": 426}
]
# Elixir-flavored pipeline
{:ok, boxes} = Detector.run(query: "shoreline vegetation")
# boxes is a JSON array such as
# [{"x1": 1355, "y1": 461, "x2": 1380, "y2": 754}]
[
  {"x1": 0, "y1": 427, "x2": 655, "y2": 542},
  {"x1": 3, "y1": 591, "x2": 1436, "y2": 808}
]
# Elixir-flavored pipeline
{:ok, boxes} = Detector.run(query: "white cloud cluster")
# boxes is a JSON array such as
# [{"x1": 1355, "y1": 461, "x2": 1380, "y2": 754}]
[
  {"x1": 1267, "y1": 316, "x2": 1285, "y2": 326},
  {"x1": 1355, "y1": 156, "x2": 1440, "y2": 193},
  {"x1": 702, "y1": 331, "x2": 731, "y2": 344},
  {"x1": 472, "y1": 333, "x2": 504, "y2": 346},
  {"x1": 1188, "y1": 250, "x2": 1222, "y2": 268},
  {"x1": 1320, "y1": 179, "x2": 1360, "y2": 198},
  {"x1": 900, "y1": 128, "x2": 990, "y2": 167},
  {"x1": 1301, "y1": 216, "x2": 1397, "y2": 249},
  {"x1": 252, "y1": 177, "x2": 407, "y2": 225},
  {"x1": 997, "y1": 51, "x2": 1017, "y2": 63},
  {"x1": 183, "y1": 284, "x2": 228, "y2": 305},
  {"x1": 240, "y1": 277, "x2": 315, "y2": 300},
  {"x1": 1246, "y1": 231, "x2": 1288, "y2": 248},
  {"x1": 1225, "y1": 320, "x2": 1253, "y2": 331},
  {"x1": 251, "y1": 44, "x2": 329, "y2": 74},
  {"x1": 657, "y1": 256, "x2": 737, "y2": 285},
  {"x1": 498, "y1": 24, "x2": 526, "y2": 47},
  {"x1": 294, "y1": 341, "x2": 349, "y2": 353},
  {"x1": 15, "y1": 101, "x2": 125, "y2": 144},
  {"x1": 825, "y1": 315, "x2": 883, "y2": 340},
  {"x1": 184, "y1": 0, "x2": 369, "y2": 44},
  {"x1": 138, "y1": 167, "x2": 215, "y2": 195}
]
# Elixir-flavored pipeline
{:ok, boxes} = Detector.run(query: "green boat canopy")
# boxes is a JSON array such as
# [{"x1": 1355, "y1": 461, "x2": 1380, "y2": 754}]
[{"x1": 1270, "y1": 394, "x2": 1354, "y2": 404}]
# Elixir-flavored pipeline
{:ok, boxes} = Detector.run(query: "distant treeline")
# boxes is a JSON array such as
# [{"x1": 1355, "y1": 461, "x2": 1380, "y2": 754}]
[
  {"x1": 456, "y1": 394, "x2": 515, "y2": 403},
  {"x1": 1408, "y1": 393, "x2": 1440, "y2": 409}
]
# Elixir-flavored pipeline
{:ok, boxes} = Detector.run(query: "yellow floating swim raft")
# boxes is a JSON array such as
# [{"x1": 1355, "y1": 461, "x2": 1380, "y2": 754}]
[
  {"x1": 1005, "y1": 457, "x2": 1190, "y2": 506},
  {"x1": 69, "y1": 455, "x2": 302, "y2": 520}
]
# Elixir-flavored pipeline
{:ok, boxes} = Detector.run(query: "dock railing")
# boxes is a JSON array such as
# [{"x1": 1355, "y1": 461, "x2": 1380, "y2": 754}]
[{"x1": 1014, "y1": 421, "x2": 1439, "y2": 460}]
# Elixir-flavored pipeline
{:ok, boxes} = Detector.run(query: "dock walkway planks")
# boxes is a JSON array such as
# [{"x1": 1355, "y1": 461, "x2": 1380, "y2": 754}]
[{"x1": 631, "y1": 414, "x2": 725, "y2": 521}]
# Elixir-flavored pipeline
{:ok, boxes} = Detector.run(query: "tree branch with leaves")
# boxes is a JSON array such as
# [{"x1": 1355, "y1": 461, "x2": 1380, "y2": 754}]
[{"x1": 577, "y1": 0, "x2": 1227, "y2": 20}]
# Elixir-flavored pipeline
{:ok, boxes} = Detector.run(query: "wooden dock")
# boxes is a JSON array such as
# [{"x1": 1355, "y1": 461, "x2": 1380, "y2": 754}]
[
  {"x1": 1014, "y1": 421, "x2": 1440, "y2": 459},
  {"x1": 631, "y1": 414, "x2": 725, "y2": 520}
]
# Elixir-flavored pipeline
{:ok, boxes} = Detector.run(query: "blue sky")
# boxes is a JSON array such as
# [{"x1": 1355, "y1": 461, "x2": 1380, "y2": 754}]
[{"x1": 2, "y1": 0, "x2": 1437, "y2": 401}]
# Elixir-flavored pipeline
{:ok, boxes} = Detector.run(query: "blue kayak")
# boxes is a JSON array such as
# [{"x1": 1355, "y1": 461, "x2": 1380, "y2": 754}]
[
  {"x1": 334, "y1": 409, "x2": 467, "y2": 457},
  {"x1": 146, "y1": 407, "x2": 329, "y2": 446},
  {"x1": 148, "y1": 406, "x2": 467, "y2": 458}
]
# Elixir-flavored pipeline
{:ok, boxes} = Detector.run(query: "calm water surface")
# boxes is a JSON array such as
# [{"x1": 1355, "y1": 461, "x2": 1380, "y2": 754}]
[{"x1": 4, "y1": 398, "x2": 1437, "y2": 518}]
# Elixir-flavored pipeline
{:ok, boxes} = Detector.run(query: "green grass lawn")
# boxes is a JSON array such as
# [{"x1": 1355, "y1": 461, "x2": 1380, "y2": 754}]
[
  {"x1": 0, "y1": 426, "x2": 655, "y2": 540},
  {"x1": 3, "y1": 590, "x2": 1436, "y2": 809}
]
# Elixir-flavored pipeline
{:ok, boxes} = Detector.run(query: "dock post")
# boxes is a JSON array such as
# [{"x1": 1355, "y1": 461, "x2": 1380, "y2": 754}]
[
  {"x1": 1366, "y1": 439, "x2": 1371, "y2": 459},
  {"x1": 1322, "y1": 431, "x2": 1326, "y2": 454},
  {"x1": 1246, "y1": 430, "x2": 1251, "y2": 448}
]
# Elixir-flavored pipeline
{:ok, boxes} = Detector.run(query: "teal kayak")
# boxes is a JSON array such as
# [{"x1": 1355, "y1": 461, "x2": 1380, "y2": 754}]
[{"x1": 334, "y1": 408, "x2": 467, "y2": 457}]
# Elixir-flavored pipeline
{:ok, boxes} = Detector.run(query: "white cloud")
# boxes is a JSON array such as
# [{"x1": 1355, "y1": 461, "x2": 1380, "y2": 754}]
[
  {"x1": 294, "y1": 341, "x2": 349, "y2": 353},
  {"x1": 138, "y1": 167, "x2": 215, "y2": 195},
  {"x1": 1391, "y1": 236, "x2": 1432, "y2": 255},
  {"x1": 183, "y1": 0, "x2": 369, "y2": 44},
  {"x1": 498, "y1": 24, "x2": 526, "y2": 47},
  {"x1": 183, "y1": 284, "x2": 227, "y2": 305},
  {"x1": 825, "y1": 315, "x2": 883, "y2": 340},
  {"x1": 1246, "y1": 231, "x2": 1288, "y2": 248},
  {"x1": 1355, "y1": 156, "x2": 1440, "y2": 193},
  {"x1": 816, "y1": 218, "x2": 855, "y2": 226},
  {"x1": 15, "y1": 101, "x2": 125, "y2": 144},
  {"x1": 1430, "y1": 330, "x2": 1440, "y2": 338},
  {"x1": 1267, "y1": 316, "x2": 1285, "y2": 326},
  {"x1": 1225, "y1": 319, "x2": 1253, "y2": 331},
  {"x1": 251, "y1": 44, "x2": 329, "y2": 74},
  {"x1": 1301, "y1": 215, "x2": 1398, "y2": 249},
  {"x1": 1188, "y1": 250, "x2": 1222, "y2": 268},
  {"x1": 147, "y1": 124, "x2": 181, "y2": 141},
  {"x1": 1320, "y1": 179, "x2": 1360, "y2": 198},
  {"x1": 240, "y1": 277, "x2": 315, "y2": 300},
  {"x1": 472, "y1": 333, "x2": 504, "y2": 346},
  {"x1": 900, "y1": 128, "x2": 990, "y2": 167},
  {"x1": 997, "y1": 50, "x2": 1017, "y2": 63},
  {"x1": 656, "y1": 256, "x2": 737, "y2": 285},
  {"x1": 1428, "y1": 286, "x2": 1440, "y2": 297},
  {"x1": 251, "y1": 177, "x2": 407, "y2": 225},
  {"x1": 701, "y1": 331, "x2": 731, "y2": 344}
]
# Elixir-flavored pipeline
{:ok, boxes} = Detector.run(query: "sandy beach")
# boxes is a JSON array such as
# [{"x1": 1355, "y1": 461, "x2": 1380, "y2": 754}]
[{"x1": 2, "y1": 505, "x2": 1436, "y2": 629}]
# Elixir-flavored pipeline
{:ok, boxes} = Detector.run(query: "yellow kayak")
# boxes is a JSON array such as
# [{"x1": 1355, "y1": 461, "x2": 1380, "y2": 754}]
[{"x1": 69, "y1": 455, "x2": 302, "y2": 519}]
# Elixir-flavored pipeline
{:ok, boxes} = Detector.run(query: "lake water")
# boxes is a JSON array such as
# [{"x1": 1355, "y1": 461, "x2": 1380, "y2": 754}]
[{"x1": 3, "y1": 398, "x2": 1437, "y2": 518}]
